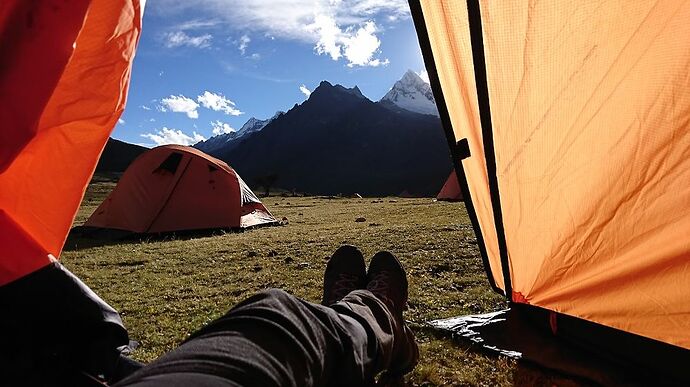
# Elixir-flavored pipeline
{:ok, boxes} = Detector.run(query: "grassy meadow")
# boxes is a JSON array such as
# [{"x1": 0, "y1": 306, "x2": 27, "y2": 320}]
[{"x1": 62, "y1": 178, "x2": 582, "y2": 386}]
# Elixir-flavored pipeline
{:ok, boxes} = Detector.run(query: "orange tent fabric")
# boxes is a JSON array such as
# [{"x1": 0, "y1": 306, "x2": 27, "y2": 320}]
[
  {"x1": 0, "y1": 0, "x2": 143, "y2": 286},
  {"x1": 85, "y1": 146, "x2": 277, "y2": 233},
  {"x1": 436, "y1": 171, "x2": 463, "y2": 201},
  {"x1": 417, "y1": 1, "x2": 690, "y2": 350}
]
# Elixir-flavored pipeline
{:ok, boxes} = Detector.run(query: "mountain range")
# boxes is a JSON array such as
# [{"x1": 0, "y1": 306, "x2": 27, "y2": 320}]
[
  {"x1": 201, "y1": 71, "x2": 450, "y2": 196},
  {"x1": 195, "y1": 111, "x2": 285, "y2": 155},
  {"x1": 99, "y1": 71, "x2": 451, "y2": 196},
  {"x1": 95, "y1": 138, "x2": 147, "y2": 173}
]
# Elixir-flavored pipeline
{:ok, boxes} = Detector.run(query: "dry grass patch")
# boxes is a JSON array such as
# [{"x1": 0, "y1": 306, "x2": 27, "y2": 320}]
[{"x1": 61, "y1": 181, "x2": 581, "y2": 386}]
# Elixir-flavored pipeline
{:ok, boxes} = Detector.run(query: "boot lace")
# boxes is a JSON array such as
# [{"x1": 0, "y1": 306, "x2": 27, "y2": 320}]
[
  {"x1": 329, "y1": 273, "x2": 360, "y2": 304},
  {"x1": 367, "y1": 271, "x2": 395, "y2": 310}
]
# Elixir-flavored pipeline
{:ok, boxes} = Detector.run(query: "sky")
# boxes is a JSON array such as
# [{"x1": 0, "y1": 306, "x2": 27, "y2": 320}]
[{"x1": 114, "y1": 0, "x2": 429, "y2": 147}]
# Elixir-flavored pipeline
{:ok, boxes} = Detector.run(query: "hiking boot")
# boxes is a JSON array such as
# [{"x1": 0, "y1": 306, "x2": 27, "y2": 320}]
[
  {"x1": 322, "y1": 245, "x2": 367, "y2": 305},
  {"x1": 366, "y1": 251, "x2": 419, "y2": 379},
  {"x1": 366, "y1": 251, "x2": 408, "y2": 317}
]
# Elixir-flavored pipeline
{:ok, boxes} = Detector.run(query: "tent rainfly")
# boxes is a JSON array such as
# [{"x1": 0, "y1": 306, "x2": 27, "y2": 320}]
[
  {"x1": 85, "y1": 145, "x2": 277, "y2": 233},
  {"x1": 436, "y1": 170, "x2": 462, "y2": 201},
  {"x1": 0, "y1": 0, "x2": 143, "y2": 287},
  {"x1": 1, "y1": 0, "x2": 145, "y2": 384},
  {"x1": 411, "y1": 0, "x2": 690, "y2": 384}
]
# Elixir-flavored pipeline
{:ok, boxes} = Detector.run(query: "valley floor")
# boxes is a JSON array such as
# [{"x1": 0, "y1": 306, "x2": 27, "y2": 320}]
[{"x1": 63, "y1": 181, "x2": 582, "y2": 386}]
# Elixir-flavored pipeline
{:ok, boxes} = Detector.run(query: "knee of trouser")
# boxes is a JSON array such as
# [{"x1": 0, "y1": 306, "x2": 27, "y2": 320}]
[
  {"x1": 221, "y1": 288, "x2": 297, "y2": 319},
  {"x1": 258, "y1": 288, "x2": 294, "y2": 305},
  {"x1": 229, "y1": 288, "x2": 311, "y2": 319}
]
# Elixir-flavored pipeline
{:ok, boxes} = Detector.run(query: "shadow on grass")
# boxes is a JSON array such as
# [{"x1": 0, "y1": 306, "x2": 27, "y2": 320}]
[
  {"x1": 64, "y1": 223, "x2": 281, "y2": 251},
  {"x1": 410, "y1": 322, "x2": 595, "y2": 387}
]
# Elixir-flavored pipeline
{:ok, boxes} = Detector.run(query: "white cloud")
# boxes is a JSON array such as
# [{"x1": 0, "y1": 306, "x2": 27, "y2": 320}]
[
  {"x1": 118, "y1": 118, "x2": 125, "y2": 125},
  {"x1": 307, "y1": 16, "x2": 387, "y2": 67},
  {"x1": 150, "y1": 1, "x2": 407, "y2": 66},
  {"x1": 140, "y1": 105, "x2": 151, "y2": 111},
  {"x1": 299, "y1": 84, "x2": 311, "y2": 98},
  {"x1": 197, "y1": 91, "x2": 243, "y2": 116},
  {"x1": 151, "y1": 1, "x2": 409, "y2": 38},
  {"x1": 237, "y1": 34, "x2": 250, "y2": 55},
  {"x1": 211, "y1": 120, "x2": 236, "y2": 135},
  {"x1": 163, "y1": 31, "x2": 212, "y2": 49},
  {"x1": 141, "y1": 127, "x2": 206, "y2": 146},
  {"x1": 309, "y1": 15, "x2": 342, "y2": 60},
  {"x1": 418, "y1": 69, "x2": 430, "y2": 84},
  {"x1": 160, "y1": 95, "x2": 200, "y2": 119},
  {"x1": 174, "y1": 19, "x2": 221, "y2": 31},
  {"x1": 342, "y1": 21, "x2": 388, "y2": 67}
]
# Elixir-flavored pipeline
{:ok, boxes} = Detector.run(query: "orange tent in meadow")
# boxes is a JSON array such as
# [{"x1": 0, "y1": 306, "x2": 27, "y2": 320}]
[
  {"x1": 436, "y1": 170, "x2": 462, "y2": 201},
  {"x1": 412, "y1": 0, "x2": 690, "y2": 383},
  {"x1": 85, "y1": 145, "x2": 277, "y2": 233}
]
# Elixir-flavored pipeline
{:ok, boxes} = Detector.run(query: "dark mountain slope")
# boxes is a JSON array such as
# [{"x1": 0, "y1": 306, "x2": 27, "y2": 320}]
[
  {"x1": 213, "y1": 81, "x2": 451, "y2": 196},
  {"x1": 95, "y1": 138, "x2": 147, "y2": 172}
]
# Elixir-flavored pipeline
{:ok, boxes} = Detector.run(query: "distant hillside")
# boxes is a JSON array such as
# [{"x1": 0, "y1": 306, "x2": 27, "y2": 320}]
[
  {"x1": 195, "y1": 111, "x2": 284, "y2": 155},
  {"x1": 95, "y1": 138, "x2": 147, "y2": 172},
  {"x1": 209, "y1": 80, "x2": 452, "y2": 196}
]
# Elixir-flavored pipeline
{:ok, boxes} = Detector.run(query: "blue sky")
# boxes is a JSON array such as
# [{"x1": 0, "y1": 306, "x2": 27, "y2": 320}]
[{"x1": 114, "y1": 0, "x2": 428, "y2": 147}]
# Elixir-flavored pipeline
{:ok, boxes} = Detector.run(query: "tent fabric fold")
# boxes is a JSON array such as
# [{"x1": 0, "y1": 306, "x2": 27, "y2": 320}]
[
  {"x1": 416, "y1": 0, "x2": 690, "y2": 351},
  {"x1": 0, "y1": 0, "x2": 143, "y2": 286}
]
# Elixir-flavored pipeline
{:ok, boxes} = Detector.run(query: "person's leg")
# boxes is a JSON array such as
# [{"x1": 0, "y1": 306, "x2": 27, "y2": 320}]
[
  {"x1": 363, "y1": 251, "x2": 420, "y2": 381},
  {"x1": 115, "y1": 288, "x2": 381, "y2": 387},
  {"x1": 115, "y1": 246, "x2": 417, "y2": 387},
  {"x1": 332, "y1": 289, "x2": 418, "y2": 383}
]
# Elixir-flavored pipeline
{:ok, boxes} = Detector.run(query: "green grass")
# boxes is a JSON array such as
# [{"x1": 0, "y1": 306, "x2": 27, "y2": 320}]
[{"x1": 61, "y1": 181, "x2": 581, "y2": 386}]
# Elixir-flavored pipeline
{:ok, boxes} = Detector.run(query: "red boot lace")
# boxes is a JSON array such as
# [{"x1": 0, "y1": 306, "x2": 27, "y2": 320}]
[
  {"x1": 329, "y1": 273, "x2": 360, "y2": 304},
  {"x1": 366, "y1": 271, "x2": 396, "y2": 311}
]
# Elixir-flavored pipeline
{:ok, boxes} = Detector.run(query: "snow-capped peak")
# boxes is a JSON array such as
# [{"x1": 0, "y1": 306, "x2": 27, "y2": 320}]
[
  {"x1": 379, "y1": 70, "x2": 438, "y2": 116},
  {"x1": 236, "y1": 111, "x2": 284, "y2": 137},
  {"x1": 195, "y1": 111, "x2": 284, "y2": 153}
]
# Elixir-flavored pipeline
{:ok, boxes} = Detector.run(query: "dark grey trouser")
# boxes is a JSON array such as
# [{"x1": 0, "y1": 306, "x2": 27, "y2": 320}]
[{"x1": 114, "y1": 289, "x2": 404, "y2": 387}]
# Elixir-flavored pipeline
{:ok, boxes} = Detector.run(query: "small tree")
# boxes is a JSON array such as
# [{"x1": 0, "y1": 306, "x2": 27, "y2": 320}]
[{"x1": 255, "y1": 173, "x2": 279, "y2": 196}]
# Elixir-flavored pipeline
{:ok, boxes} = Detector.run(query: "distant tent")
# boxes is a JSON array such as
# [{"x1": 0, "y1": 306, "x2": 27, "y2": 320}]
[
  {"x1": 411, "y1": 0, "x2": 690, "y2": 384},
  {"x1": 398, "y1": 190, "x2": 417, "y2": 198},
  {"x1": 436, "y1": 170, "x2": 462, "y2": 201},
  {"x1": 85, "y1": 145, "x2": 277, "y2": 233}
]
